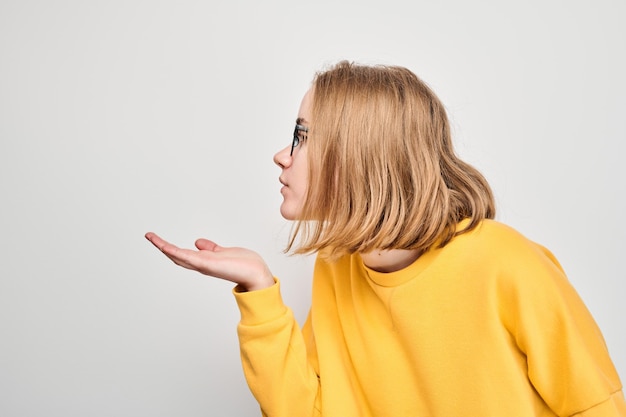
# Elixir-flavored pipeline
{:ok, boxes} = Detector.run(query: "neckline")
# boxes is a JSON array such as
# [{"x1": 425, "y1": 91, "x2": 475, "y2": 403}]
[
  {"x1": 359, "y1": 245, "x2": 441, "y2": 287},
  {"x1": 358, "y1": 218, "x2": 475, "y2": 287}
]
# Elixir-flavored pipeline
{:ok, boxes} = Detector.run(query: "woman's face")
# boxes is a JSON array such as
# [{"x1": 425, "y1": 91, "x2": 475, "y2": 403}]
[{"x1": 274, "y1": 88, "x2": 313, "y2": 220}]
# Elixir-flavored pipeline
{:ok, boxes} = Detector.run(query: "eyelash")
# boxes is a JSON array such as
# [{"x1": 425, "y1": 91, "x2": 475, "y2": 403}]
[{"x1": 294, "y1": 132, "x2": 307, "y2": 147}]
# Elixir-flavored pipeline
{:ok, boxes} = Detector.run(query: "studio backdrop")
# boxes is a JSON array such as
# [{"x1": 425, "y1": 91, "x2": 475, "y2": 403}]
[{"x1": 1, "y1": 1, "x2": 624, "y2": 416}]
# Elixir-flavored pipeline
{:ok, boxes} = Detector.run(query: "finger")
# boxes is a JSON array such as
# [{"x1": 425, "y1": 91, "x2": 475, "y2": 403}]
[
  {"x1": 195, "y1": 238, "x2": 220, "y2": 252},
  {"x1": 145, "y1": 233, "x2": 185, "y2": 260},
  {"x1": 146, "y1": 233, "x2": 224, "y2": 277},
  {"x1": 158, "y1": 245, "x2": 202, "y2": 270},
  {"x1": 145, "y1": 232, "x2": 168, "y2": 250}
]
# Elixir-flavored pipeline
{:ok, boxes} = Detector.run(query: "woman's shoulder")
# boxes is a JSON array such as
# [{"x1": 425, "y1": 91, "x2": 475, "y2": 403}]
[
  {"x1": 455, "y1": 219, "x2": 560, "y2": 265},
  {"x1": 471, "y1": 218, "x2": 521, "y2": 235},
  {"x1": 455, "y1": 219, "x2": 565, "y2": 276},
  {"x1": 457, "y1": 219, "x2": 530, "y2": 248}
]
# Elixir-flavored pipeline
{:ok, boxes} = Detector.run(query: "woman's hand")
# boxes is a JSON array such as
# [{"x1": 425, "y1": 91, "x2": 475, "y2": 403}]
[{"x1": 145, "y1": 232, "x2": 275, "y2": 292}]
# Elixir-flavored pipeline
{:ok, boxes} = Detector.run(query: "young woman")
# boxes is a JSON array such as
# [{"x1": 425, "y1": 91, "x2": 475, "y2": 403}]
[{"x1": 145, "y1": 61, "x2": 625, "y2": 417}]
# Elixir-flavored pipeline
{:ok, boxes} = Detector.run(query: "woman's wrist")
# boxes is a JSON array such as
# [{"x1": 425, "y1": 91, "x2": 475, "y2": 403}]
[{"x1": 239, "y1": 272, "x2": 275, "y2": 292}]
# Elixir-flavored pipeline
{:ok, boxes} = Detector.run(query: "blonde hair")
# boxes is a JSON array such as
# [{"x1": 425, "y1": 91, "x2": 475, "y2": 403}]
[{"x1": 288, "y1": 61, "x2": 495, "y2": 258}]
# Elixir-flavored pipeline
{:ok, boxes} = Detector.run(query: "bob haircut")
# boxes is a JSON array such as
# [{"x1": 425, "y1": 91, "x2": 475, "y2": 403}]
[{"x1": 287, "y1": 61, "x2": 495, "y2": 258}]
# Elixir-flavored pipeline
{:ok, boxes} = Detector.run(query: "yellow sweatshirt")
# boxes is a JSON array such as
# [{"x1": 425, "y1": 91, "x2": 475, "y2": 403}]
[{"x1": 234, "y1": 220, "x2": 625, "y2": 416}]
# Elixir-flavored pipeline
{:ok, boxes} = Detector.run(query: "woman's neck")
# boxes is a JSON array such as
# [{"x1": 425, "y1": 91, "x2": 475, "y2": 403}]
[{"x1": 359, "y1": 249, "x2": 422, "y2": 273}]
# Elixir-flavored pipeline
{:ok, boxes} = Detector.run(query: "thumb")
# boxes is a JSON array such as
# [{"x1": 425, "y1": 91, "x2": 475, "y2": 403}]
[{"x1": 195, "y1": 238, "x2": 220, "y2": 252}]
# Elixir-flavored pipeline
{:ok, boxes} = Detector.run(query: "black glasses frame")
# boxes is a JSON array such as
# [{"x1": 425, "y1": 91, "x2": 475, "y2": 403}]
[{"x1": 291, "y1": 124, "x2": 309, "y2": 156}]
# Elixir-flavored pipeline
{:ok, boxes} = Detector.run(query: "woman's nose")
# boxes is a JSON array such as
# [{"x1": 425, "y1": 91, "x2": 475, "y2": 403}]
[{"x1": 273, "y1": 145, "x2": 292, "y2": 169}]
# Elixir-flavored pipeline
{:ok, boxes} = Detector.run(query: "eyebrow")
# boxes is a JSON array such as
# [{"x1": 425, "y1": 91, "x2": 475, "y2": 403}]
[{"x1": 296, "y1": 117, "x2": 309, "y2": 125}]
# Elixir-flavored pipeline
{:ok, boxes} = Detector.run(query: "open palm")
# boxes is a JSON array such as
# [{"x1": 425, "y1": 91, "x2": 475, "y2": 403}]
[{"x1": 145, "y1": 232, "x2": 275, "y2": 291}]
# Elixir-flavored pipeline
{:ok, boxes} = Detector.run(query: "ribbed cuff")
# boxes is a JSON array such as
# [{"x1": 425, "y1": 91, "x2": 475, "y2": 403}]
[{"x1": 232, "y1": 278, "x2": 287, "y2": 326}]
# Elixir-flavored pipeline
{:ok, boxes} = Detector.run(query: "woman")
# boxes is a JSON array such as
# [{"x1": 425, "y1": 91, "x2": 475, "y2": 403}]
[{"x1": 145, "y1": 61, "x2": 625, "y2": 416}]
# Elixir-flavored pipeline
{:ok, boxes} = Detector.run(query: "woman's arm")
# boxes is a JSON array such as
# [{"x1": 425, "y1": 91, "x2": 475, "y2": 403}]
[
  {"x1": 145, "y1": 232, "x2": 321, "y2": 416},
  {"x1": 501, "y1": 243, "x2": 625, "y2": 417},
  {"x1": 235, "y1": 284, "x2": 321, "y2": 417}
]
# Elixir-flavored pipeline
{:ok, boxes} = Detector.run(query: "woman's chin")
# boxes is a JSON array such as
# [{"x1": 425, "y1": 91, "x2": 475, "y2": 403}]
[
  {"x1": 279, "y1": 202, "x2": 302, "y2": 221},
  {"x1": 279, "y1": 205, "x2": 295, "y2": 220}
]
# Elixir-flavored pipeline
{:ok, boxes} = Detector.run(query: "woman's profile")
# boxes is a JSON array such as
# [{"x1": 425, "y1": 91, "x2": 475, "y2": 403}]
[{"x1": 146, "y1": 61, "x2": 625, "y2": 417}]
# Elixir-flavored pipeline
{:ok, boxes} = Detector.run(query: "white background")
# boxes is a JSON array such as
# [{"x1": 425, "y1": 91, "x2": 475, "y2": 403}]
[{"x1": 1, "y1": 0, "x2": 624, "y2": 416}]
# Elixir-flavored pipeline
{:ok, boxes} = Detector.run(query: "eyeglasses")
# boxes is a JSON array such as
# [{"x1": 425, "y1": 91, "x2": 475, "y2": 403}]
[{"x1": 291, "y1": 124, "x2": 309, "y2": 156}]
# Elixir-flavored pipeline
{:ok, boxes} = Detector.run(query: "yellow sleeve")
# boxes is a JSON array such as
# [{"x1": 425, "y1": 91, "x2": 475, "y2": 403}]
[
  {"x1": 234, "y1": 279, "x2": 321, "y2": 417},
  {"x1": 499, "y1": 244, "x2": 625, "y2": 416},
  {"x1": 572, "y1": 391, "x2": 626, "y2": 416}
]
